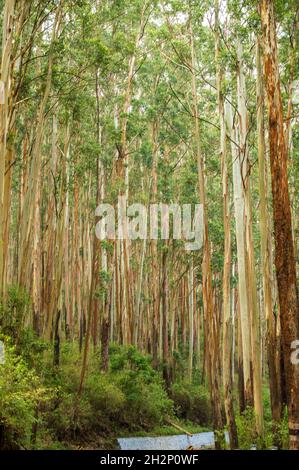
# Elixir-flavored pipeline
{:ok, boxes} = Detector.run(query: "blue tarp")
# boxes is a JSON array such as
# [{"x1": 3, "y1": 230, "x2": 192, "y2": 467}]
[{"x1": 118, "y1": 432, "x2": 224, "y2": 450}]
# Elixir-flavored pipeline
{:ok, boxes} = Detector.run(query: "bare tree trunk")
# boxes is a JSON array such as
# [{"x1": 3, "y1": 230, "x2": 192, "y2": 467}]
[
  {"x1": 236, "y1": 38, "x2": 264, "y2": 437},
  {"x1": 225, "y1": 99, "x2": 252, "y2": 406},
  {"x1": 78, "y1": 234, "x2": 98, "y2": 395},
  {"x1": 19, "y1": 4, "x2": 61, "y2": 313},
  {"x1": 0, "y1": 0, "x2": 16, "y2": 295},
  {"x1": 188, "y1": 262, "x2": 194, "y2": 382},
  {"x1": 215, "y1": 0, "x2": 238, "y2": 448},
  {"x1": 260, "y1": 0, "x2": 299, "y2": 449},
  {"x1": 53, "y1": 310, "x2": 61, "y2": 367},
  {"x1": 162, "y1": 246, "x2": 170, "y2": 388},
  {"x1": 256, "y1": 37, "x2": 281, "y2": 424},
  {"x1": 115, "y1": 3, "x2": 149, "y2": 346},
  {"x1": 151, "y1": 118, "x2": 160, "y2": 367},
  {"x1": 63, "y1": 124, "x2": 71, "y2": 339},
  {"x1": 189, "y1": 17, "x2": 224, "y2": 448},
  {"x1": 100, "y1": 317, "x2": 110, "y2": 373},
  {"x1": 32, "y1": 158, "x2": 42, "y2": 334}
]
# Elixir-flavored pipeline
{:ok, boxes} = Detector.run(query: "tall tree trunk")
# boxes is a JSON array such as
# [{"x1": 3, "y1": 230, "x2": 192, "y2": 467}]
[
  {"x1": 115, "y1": 3, "x2": 148, "y2": 345},
  {"x1": 151, "y1": 118, "x2": 160, "y2": 367},
  {"x1": 18, "y1": 4, "x2": 61, "y2": 306},
  {"x1": 236, "y1": 38, "x2": 264, "y2": 437},
  {"x1": 188, "y1": 262, "x2": 194, "y2": 382},
  {"x1": 256, "y1": 38, "x2": 281, "y2": 424},
  {"x1": 225, "y1": 99, "x2": 252, "y2": 406},
  {"x1": 0, "y1": 0, "x2": 18, "y2": 295},
  {"x1": 260, "y1": 0, "x2": 299, "y2": 450},
  {"x1": 162, "y1": 245, "x2": 170, "y2": 388},
  {"x1": 63, "y1": 123, "x2": 71, "y2": 339},
  {"x1": 189, "y1": 17, "x2": 224, "y2": 448},
  {"x1": 215, "y1": 0, "x2": 238, "y2": 448}
]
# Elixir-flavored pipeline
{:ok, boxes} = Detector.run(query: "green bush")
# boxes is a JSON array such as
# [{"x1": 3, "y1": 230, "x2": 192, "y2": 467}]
[
  {"x1": 45, "y1": 394, "x2": 94, "y2": 441},
  {"x1": 0, "y1": 338, "x2": 54, "y2": 449},
  {"x1": 0, "y1": 285, "x2": 30, "y2": 342},
  {"x1": 0, "y1": 286, "x2": 48, "y2": 371},
  {"x1": 109, "y1": 345, "x2": 173, "y2": 430},
  {"x1": 273, "y1": 407, "x2": 289, "y2": 449},
  {"x1": 261, "y1": 386, "x2": 289, "y2": 449},
  {"x1": 235, "y1": 388, "x2": 290, "y2": 450},
  {"x1": 170, "y1": 381, "x2": 212, "y2": 426},
  {"x1": 235, "y1": 407, "x2": 257, "y2": 449},
  {"x1": 85, "y1": 373, "x2": 126, "y2": 431},
  {"x1": 114, "y1": 371, "x2": 173, "y2": 430},
  {"x1": 42, "y1": 343, "x2": 174, "y2": 440}
]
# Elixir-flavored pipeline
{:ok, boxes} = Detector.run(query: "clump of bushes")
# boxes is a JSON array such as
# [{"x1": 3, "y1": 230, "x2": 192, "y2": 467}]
[
  {"x1": 109, "y1": 345, "x2": 174, "y2": 430},
  {"x1": 45, "y1": 393, "x2": 94, "y2": 442},
  {"x1": 0, "y1": 337, "x2": 174, "y2": 449},
  {"x1": 235, "y1": 400, "x2": 289, "y2": 450},
  {"x1": 170, "y1": 380, "x2": 212, "y2": 426},
  {"x1": 0, "y1": 285, "x2": 30, "y2": 342},
  {"x1": 0, "y1": 286, "x2": 212, "y2": 449},
  {"x1": 235, "y1": 407, "x2": 257, "y2": 449},
  {"x1": 45, "y1": 344, "x2": 174, "y2": 441},
  {"x1": 0, "y1": 338, "x2": 54, "y2": 449}
]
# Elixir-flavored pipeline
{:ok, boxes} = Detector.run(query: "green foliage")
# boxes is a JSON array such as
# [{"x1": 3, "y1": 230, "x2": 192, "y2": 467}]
[
  {"x1": 0, "y1": 321, "x2": 291, "y2": 450},
  {"x1": 114, "y1": 371, "x2": 173, "y2": 430},
  {"x1": 95, "y1": 270, "x2": 112, "y2": 299},
  {"x1": 103, "y1": 345, "x2": 173, "y2": 430},
  {"x1": 46, "y1": 394, "x2": 94, "y2": 441},
  {"x1": 273, "y1": 408, "x2": 289, "y2": 449},
  {"x1": 170, "y1": 380, "x2": 212, "y2": 427},
  {"x1": 235, "y1": 407, "x2": 257, "y2": 449},
  {"x1": 86, "y1": 373, "x2": 126, "y2": 423},
  {"x1": 0, "y1": 285, "x2": 30, "y2": 340},
  {"x1": 261, "y1": 386, "x2": 289, "y2": 449},
  {"x1": 38, "y1": 344, "x2": 173, "y2": 443},
  {"x1": 109, "y1": 344, "x2": 155, "y2": 377},
  {"x1": 0, "y1": 286, "x2": 48, "y2": 367},
  {"x1": 236, "y1": 401, "x2": 290, "y2": 450},
  {"x1": 0, "y1": 339, "x2": 54, "y2": 450}
]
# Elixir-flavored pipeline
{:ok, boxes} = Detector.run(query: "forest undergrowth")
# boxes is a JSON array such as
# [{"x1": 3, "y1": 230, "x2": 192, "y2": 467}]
[{"x1": 0, "y1": 287, "x2": 289, "y2": 450}]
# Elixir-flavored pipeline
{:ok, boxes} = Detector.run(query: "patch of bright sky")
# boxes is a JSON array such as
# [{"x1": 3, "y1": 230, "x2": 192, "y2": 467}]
[
  {"x1": 203, "y1": 0, "x2": 227, "y2": 27},
  {"x1": 151, "y1": 1, "x2": 227, "y2": 28}
]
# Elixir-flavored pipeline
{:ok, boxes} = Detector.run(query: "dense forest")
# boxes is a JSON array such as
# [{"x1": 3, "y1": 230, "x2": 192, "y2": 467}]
[{"x1": 0, "y1": 0, "x2": 298, "y2": 452}]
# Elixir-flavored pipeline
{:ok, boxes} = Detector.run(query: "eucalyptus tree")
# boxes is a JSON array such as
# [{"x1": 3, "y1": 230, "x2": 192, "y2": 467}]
[{"x1": 260, "y1": 0, "x2": 299, "y2": 450}]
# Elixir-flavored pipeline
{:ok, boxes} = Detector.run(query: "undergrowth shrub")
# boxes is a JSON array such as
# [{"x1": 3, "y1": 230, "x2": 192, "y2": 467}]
[
  {"x1": 109, "y1": 345, "x2": 173, "y2": 430},
  {"x1": 0, "y1": 338, "x2": 54, "y2": 449},
  {"x1": 1, "y1": 327, "x2": 290, "y2": 451},
  {"x1": 170, "y1": 380, "x2": 212, "y2": 426},
  {"x1": 41, "y1": 343, "x2": 174, "y2": 441},
  {"x1": 85, "y1": 373, "x2": 126, "y2": 432},
  {"x1": 236, "y1": 389, "x2": 290, "y2": 450},
  {"x1": 0, "y1": 285, "x2": 30, "y2": 342},
  {"x1": 273, "y1": 408, "x2": 289, "y2": 449},
  {"x1": 45, "y1": 393, "x2": 93, "y2": 441},
  {"x1": 235, "y1": 407, "x2": 257, "y2": 449},
  {"x1": 0, "y1": 286, "x2": 48, "y2": 370}
]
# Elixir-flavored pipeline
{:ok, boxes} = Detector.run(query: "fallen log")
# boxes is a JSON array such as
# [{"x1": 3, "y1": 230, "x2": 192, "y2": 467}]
[{"x1": 164, "y1": 418, "x2": 193, "y2": 437}]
